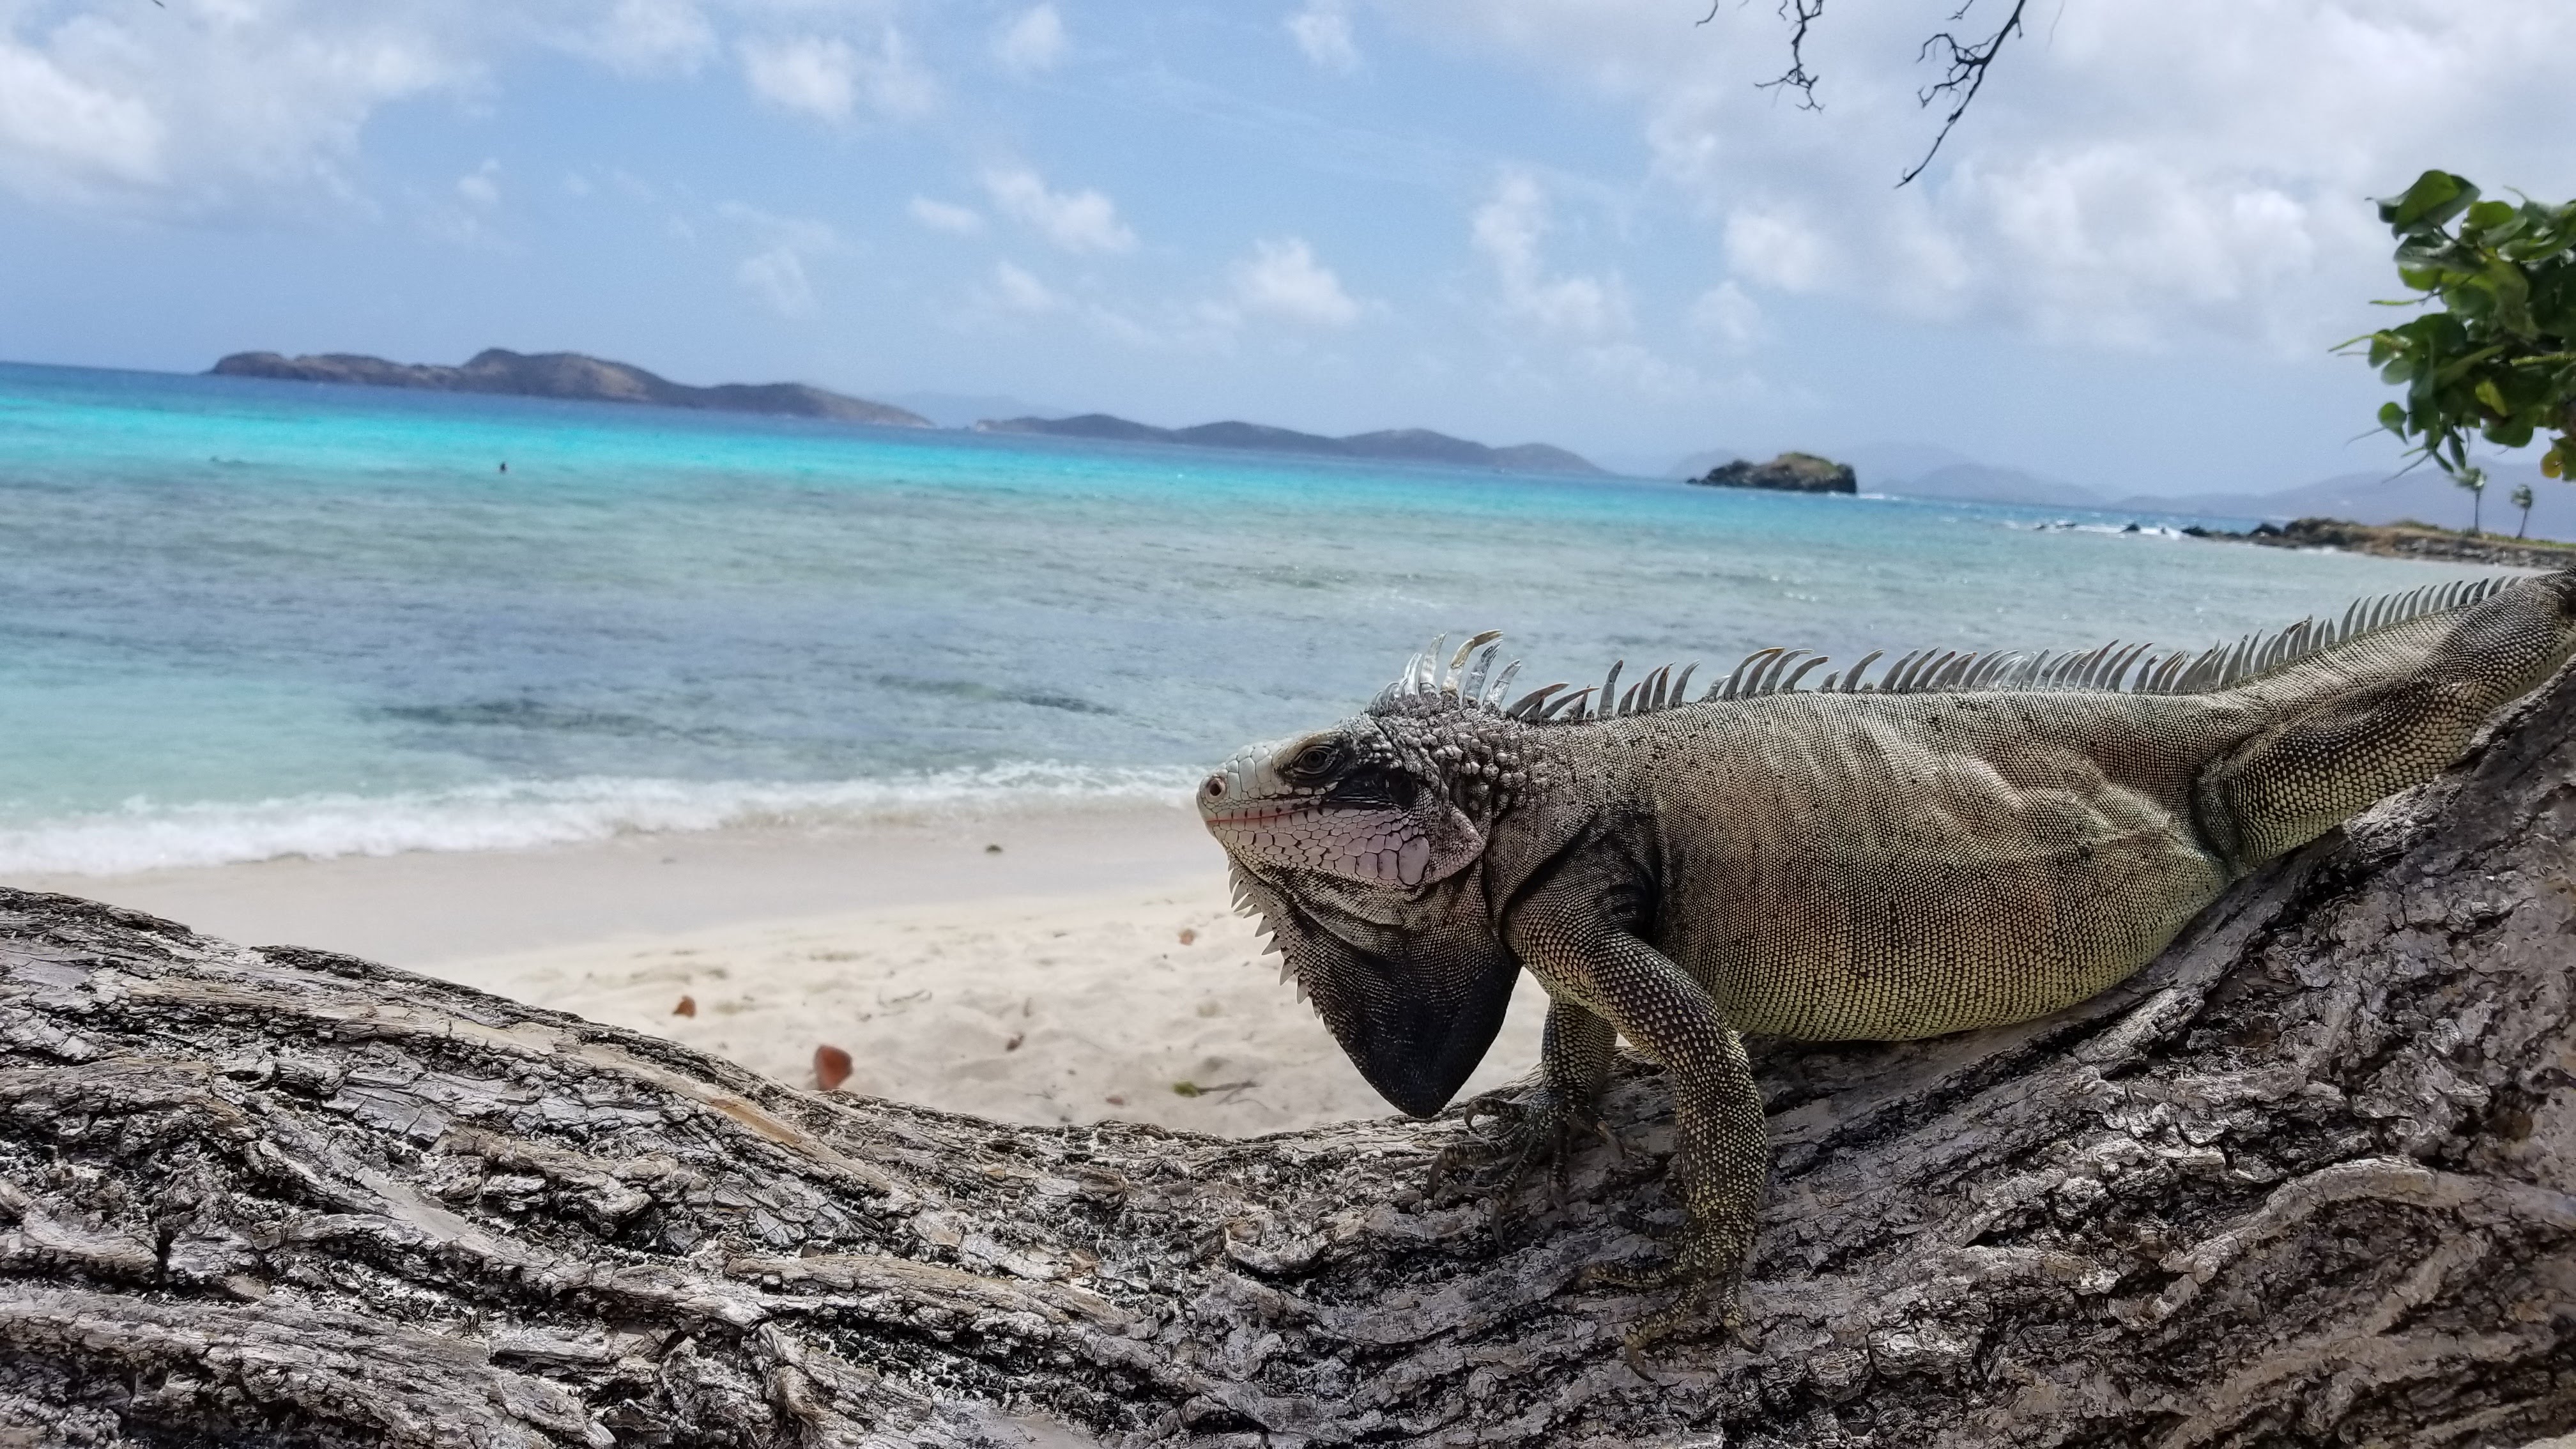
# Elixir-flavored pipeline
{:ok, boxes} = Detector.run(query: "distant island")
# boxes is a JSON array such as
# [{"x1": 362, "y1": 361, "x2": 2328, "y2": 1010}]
[
  {"x1": 209, "y1": 349, "x2": 934, "y2": 429},
  {"x1": 1689, "y1": 451, "x2": 1857, "y2": 494},
  {"x1": 977, "y1": 413, "x2": 1606, "y2": 477}
]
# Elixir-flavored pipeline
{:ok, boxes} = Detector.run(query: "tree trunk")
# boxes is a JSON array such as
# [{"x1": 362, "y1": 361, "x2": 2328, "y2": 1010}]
[{"x1": 3, "y1": 670, "x2": 2574, "y2": 1448}]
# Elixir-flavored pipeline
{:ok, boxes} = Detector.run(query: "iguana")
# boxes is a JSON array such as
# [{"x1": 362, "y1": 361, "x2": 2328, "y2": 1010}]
[{"x1": 1196, "y1": 568, "x2": 2576, "y2": 1349}]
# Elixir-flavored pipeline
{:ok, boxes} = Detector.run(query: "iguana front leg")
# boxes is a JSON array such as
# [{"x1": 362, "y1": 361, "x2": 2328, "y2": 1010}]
[
  {"x1": 1432, "y1": 997, "x2": 1619, "y2": 1225},
  {"x1": 1505, "y1": 867, "x2": 1768, "y2": 1351}
]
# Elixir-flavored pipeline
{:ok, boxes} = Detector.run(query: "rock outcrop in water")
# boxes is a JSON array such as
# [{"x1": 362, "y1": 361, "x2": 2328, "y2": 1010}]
[
  {"x1": 1690, "y1": 450, "x2": 1859, "y2": 494},
  {"x1": 977, "y1": 412, "x2": 1607, "y2": 476},
  {"x1": 210, "y1": 349, "x2": 935, "y2": 428},
  {"x1": 2, "y1": 660, "x2": 2572, "y2": 1444}
]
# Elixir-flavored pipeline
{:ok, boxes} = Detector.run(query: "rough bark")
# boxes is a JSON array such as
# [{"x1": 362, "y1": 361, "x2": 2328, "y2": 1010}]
[{"x1": 2, "y1": 670, "x2": 2574, "y2": 1448}]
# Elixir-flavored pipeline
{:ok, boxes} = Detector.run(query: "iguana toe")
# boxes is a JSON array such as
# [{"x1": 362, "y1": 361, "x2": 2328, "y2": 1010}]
[
  {"x1": 1429, "y1": 1087, "x2": 1613, "y2": 1241},
  {"x1": 1590, "y1": 1223, "x2": 1754, "y2": 1362}
]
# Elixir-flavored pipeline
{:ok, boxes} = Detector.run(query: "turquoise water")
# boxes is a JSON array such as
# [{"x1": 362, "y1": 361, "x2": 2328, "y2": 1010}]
[{"x1": 0, "y1": 360, "x2": 2511, "y2": 875}]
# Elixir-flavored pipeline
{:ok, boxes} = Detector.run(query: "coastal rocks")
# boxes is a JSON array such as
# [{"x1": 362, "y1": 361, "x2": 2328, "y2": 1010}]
[
  {"x1": 2195, "y1": 515, "x2": 2576, "y2": 569},
  {"x1": 1690, "y1": 450, "x2": 1858, "y2": 494},
  {"x1": 210, "y1": 348, "x2": 934, "y2": 428}
]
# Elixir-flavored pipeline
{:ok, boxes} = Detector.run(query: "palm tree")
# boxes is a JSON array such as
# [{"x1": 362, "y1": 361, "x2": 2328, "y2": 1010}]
[
  {"x1": 2455, "y1": 466, "x2": 2487, "y2": 536},
  {"x1": 2511, "y1": 482, "x2": 2535, "y2": 539}
]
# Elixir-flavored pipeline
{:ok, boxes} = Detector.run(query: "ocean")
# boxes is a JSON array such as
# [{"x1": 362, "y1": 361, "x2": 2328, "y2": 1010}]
[{"x1": 0, "y1": 360, "x2": 2509, "y2": 877}]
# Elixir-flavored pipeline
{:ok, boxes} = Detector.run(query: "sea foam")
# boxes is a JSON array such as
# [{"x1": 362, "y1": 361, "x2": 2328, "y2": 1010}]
[{"x1": 0, "y1": 764, "x2": 1201, "y2": 877}]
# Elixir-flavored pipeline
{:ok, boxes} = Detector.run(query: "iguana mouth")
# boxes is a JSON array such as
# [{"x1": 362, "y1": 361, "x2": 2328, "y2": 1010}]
[
  {"x1": 1200, "y1": 804, "x2": 1323, "y2": 827},
  {"x1": 1206, "y1": 804, "x2": 1433, "y2": 886}
]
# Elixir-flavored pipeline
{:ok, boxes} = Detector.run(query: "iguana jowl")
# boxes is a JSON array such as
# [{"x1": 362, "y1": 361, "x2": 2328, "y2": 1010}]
[{"x1": 1197, "y1": 569, "x2": 2576, "y2": 1347}]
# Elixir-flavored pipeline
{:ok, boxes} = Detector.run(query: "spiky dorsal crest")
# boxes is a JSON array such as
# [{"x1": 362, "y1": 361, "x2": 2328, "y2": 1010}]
[{"x1": 1373, "y1": 576, "x2": 2514, "y2": 725}]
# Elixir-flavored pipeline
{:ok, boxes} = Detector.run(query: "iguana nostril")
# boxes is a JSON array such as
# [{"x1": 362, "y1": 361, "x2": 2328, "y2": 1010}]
[{"x1": 1202, "y1": 775, "x2": 1226, "y2": 799}]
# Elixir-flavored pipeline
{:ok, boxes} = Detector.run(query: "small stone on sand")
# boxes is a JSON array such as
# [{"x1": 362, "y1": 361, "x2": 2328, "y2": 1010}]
[{"x1": 814, "y1": 1044, "x2": 854, "y2": 1091}]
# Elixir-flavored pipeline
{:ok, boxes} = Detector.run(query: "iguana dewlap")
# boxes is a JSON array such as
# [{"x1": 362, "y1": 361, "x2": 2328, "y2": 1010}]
[{"x1": 1197, "y1": 569, "x2": 2576, "y2": 1348}]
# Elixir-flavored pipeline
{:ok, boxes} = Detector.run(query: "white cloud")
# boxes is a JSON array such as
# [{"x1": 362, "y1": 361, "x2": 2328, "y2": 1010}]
[
  {"x1": 1471, "y1": 172, "x2": 1627, "y2": 338},
  {"x1": 981, "y1": 165, "x2": 1135, "y2": 254},
  {"x1": 738, "y1": 36, "x2": 854, "y2": 122},
  {"x1": 581, "y1": 0, "x2": 717, "y2": 77},
  {"x1": 739, "y1": 27, "x2": 935, "y2": 126},
  {"x1": 1722, "y1": 206, "x2": 1832, "y2": 295},
  {"x1": 0, "y1": 4, "x2": 465, "y2": 213},
  {"x1": 0, "y1": 41, "x2": 165, "y2": 195},
  {"x1": 986, "y1": 259, "x2": 1062, "y2": 314},
  {"x1": 0, "y1": 1, "x2": 951, "y2": 215},
  {"x1": 455, "y1": 159, "x2": 502, "y2": 209},
  {"x1": 719, "y1": 201, "x2": 836, "y2": 318},
  {"x1": 1287, "y1": 1, "x2": 1360, "y2": 73},
  {"x1": 737, "y1": 247, "x2": 814, "y2": 316},
  {"x1": 993, "y1": 5, "x2": 1068, "y2": 76},
  {"x1": 1688, "y1": 280, "x2": 1761, "y2": 351},
  {"x1": 1460, "y1": 169, "x2": 1724, "y2": 400},
  {"x1": 1228, "y1": 237, "x2": 1361, "y2": 326},
  {"x1": 1400, "y1": 0, "x2": 2576, "y2": 354},
  {"x1": 907, "y1": 196, "x2": 984, "y2": 234}
]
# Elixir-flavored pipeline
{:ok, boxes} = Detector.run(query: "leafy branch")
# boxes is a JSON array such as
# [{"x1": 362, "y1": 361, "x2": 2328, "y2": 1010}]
[{"x1": 2342, "y1": 170, "x2": 2576, "y2": 482}]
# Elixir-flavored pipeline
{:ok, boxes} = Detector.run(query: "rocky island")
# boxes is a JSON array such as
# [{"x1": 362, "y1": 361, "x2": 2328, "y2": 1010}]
[
  {"x1": 1689, "y1": 450, "x2": 1858, "y2": 494},
  {"x1": 210, "y1": 349, "x2": 934, "y2": 428},
  {"x1": 977, "y1": 413, "x2": 1604, "y2": 476}
]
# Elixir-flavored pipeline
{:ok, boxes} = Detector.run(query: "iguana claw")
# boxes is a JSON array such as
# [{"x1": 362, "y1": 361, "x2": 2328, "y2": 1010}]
[
  {"x1": 1584, "y1": 1225, "x2": 1755, "y2": 1365},
  {"x1": 1430, "y1": 1087, "x2": 1618, "y2": 1239}
]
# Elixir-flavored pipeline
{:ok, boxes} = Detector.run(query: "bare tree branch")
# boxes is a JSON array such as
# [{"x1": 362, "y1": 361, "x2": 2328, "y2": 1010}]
[
  {"x1": 1897, "y1": 0, "x2": 2032, "y2": 185},
  {"x1": 1750, "y1": 0, "x2": 1830, "y2": 113},
  {"x1": 1710, "y1": 0, "x2": 2037, "y2": 185}
]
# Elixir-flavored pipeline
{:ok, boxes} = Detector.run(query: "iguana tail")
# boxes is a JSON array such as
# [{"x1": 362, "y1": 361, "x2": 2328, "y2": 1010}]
[{"x1": 2198, "y1": 568, "x2": 2576, "y2": 871}]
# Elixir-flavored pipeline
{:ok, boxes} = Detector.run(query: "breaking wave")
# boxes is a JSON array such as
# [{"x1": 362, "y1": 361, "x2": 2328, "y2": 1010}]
[{"x1": 0, "y1": 763, "x2": 1203, "y2": 877}]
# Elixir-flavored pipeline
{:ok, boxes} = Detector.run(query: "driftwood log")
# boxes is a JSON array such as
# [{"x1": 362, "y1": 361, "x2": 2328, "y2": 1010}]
[{"x1": 1, "y1": 669, "x2": 2573, "y2": 1448}]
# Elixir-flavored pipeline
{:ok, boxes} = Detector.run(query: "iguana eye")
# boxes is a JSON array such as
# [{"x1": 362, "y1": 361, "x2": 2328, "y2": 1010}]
[{"x1": 1286, "y1": 741, "x2": 1345, "y2": 779}]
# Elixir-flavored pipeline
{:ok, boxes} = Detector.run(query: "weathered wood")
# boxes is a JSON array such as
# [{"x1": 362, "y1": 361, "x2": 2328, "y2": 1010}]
[{"x1": 1, "y1": 666, "x2": 2573, "y2": 1447}]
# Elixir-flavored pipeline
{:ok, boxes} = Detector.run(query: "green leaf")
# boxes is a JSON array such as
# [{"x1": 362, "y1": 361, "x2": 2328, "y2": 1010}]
[
  {"x1": 2378, "y1": 401, "x2": 2405, "y2": 432},
  {"x1": 2380, "y1": 170, "x2": 2476, "y2": 233},
  {"x1": 2485, "y1": 259, "x2": 2536, "y2": 334},
  {"x1": 2465, "y1": 199, "x2": 2518, "y2": 233}
]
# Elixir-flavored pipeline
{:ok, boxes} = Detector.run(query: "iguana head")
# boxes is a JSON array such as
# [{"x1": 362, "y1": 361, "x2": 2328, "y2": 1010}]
[{"x1": 1198, "y1": 633, "x2": 1534, "y2": 1117}]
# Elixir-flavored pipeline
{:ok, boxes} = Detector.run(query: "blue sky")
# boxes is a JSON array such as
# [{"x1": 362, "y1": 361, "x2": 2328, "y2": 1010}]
[{"x1": 3, "y1": 1, "x2": 2572, "y2": 491}]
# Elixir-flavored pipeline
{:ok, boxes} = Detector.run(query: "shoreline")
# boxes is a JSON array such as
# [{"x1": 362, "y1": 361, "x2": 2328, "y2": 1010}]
[
  {"x1": 2191, "y1": 515, "x2": 2576, "y2": 571},
  {"x1": 4, "y1": 803, "x2": 1547, "y2": 1135},
  {"x1": 7, "y1": 802, "x2": 1216, "y2": 969}
]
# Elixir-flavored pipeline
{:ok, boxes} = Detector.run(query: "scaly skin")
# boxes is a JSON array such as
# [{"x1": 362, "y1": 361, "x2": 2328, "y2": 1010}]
[{"x1": 1199, "y1": 572, "x2": 2576, "y2": 1353}]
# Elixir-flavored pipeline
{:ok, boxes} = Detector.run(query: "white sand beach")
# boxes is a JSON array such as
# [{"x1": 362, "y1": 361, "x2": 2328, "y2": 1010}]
[{"x1": 13, "y1": 804, "x2": 1547, "y2": 1136}]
